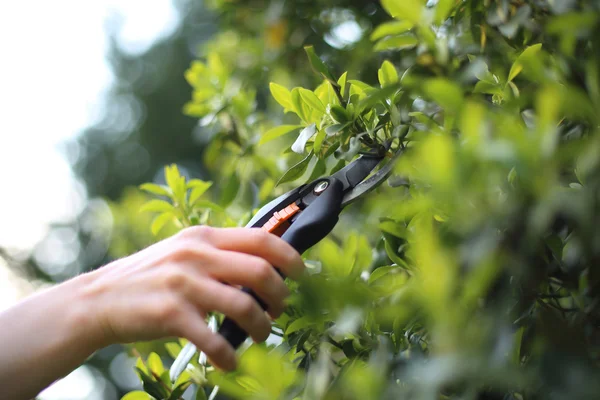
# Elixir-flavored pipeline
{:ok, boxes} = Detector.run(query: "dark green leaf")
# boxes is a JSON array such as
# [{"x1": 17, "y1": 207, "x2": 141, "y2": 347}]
[
  {"x1": 277, "y1": 151, "x2": 314, "y2": 186},
  {"x1": 304, "y1": 45, "x2": 337, "y2": 83},
  {"x1": 220, "y1": 172, "x2": 240, "y2": 207}
]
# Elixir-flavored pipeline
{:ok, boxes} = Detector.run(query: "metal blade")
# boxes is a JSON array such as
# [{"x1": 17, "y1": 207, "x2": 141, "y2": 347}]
[{"x1": 341, "y1": 147, "x2": 403, "y2": 207}]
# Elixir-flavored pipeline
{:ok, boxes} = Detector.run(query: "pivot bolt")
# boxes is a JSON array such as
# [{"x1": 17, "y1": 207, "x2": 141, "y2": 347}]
[{"x1": 314, "y1": 181, "x2": 329, "y2": 194}]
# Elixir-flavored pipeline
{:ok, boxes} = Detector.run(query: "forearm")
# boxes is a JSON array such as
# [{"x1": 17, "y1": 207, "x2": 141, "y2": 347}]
[{"x1": 0, "y1": 273, "x2": 104, "y2": 400}]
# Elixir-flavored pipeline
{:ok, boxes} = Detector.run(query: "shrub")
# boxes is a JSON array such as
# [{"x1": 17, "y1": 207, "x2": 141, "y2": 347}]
[{"x1": 122, "y1": 1, "x2": 600, "y2": 399}]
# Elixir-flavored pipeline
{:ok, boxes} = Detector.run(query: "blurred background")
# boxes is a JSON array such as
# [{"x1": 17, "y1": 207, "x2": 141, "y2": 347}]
[
  {"x1": 0, "y1": 0, "x2": 213, "y2": 398},
  {"x1": 0, "y1": 0, "x2": 385, "y2": 398}
]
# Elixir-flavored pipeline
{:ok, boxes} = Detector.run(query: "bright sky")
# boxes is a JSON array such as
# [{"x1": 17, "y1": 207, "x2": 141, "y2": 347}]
[{"x1": 0, "y1": 0, "x2": 181, "y2": 398}]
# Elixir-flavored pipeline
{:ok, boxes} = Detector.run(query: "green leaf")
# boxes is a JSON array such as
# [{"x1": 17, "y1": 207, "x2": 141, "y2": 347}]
[
  {"x1": 165, "y1": 342, "x2": 182, "y2": 359},
  {"x1": 189, "y1": 182, "x2": 213, "y2": 205},
  {"x1": 286, "y1": 316, "x2": 314, "y2": 335},
  {"x1": 195, "y1": 387, "x2": 208, "y2": 400},
  {"x1": 151, "y1": 212, "x2": 173, "y2": 235},
  {"x1": 378, "y1": 60, "x2": 399, "y2": 88},
  {"x1": 148, "y1": 352, "x2": 165, "y2": 375},
  {"x1": 270, "y1": 82, "x2": 293, "y2": 110},
  {"x1": 299, "y1": 88, "x2": 326, "y2": 115},
  {"x1": 508, "y1": 43, "x2": 542, "y2": 82},
  {"x1": 337, "y1": 72, "x2": 349, "y2": 99},
  {"x1": 381, "y1": 0, "x2": 424, "y2": 25},
  {"x1": 168, "y1": 381, "x2": 192, "y2": 400},
  {"x1": 304, "y1": 45, "x2": 336, "y2": 83},
  {"x1": 330, "y1": 105, "x2": 350, "y2": 123},
  {"x1": 325, "y1": 123, "x2": 348, "y2": 136},
  {"x1": 121, "y1": 391, "x2": 151, "y2": 400},
  {"x1": 422, "y1": 78, "x2": 464, "y2": 112},
  {"x1": 313, "y1": 128, "x2": 326, "y2": 153},
  {"x1": 259, "y1": 125, "x2": 304, "y2": 145},
  {"x1": 292, "y1": 123, "x2": 317, "y2": 154},
  {"x1": 291, "y1": 88, "x2": 309, "y2": 122},
  {"x1": 136, "y1": 367, "x2": 169, "y2": 399},
  {"x1": 139, "y1": 183, "x2": 171, "y2": 197},
  {"x1": 220, "y1": 172, "x2": 240, "y2": 207},
  {"x1": 277, "y1": 151, "x2": 314, "y2": 186},
  {"x1": 357, "y1": 84, "x2": 401, "y2": 113},
  {"x1": 371, "y1": 21, "x2": 414, "y2": 41},
  {"x1": 374, "y1": 34, "x2": 418, "y2": 51},
  {"x1": 308, "y1": 158, "x2": 327, "y2": 181},
  {"x1": 434, "y1": 0, "x2": 456, "y2": 24},
  {"x1": 140, "y1": 199, "x2": 174, "y2": 213}
]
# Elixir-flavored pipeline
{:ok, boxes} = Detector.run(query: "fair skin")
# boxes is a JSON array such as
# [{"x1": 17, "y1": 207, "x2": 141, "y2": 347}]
[{"x1": 0, "y1": 226, "x2": 304, "y2": 400}]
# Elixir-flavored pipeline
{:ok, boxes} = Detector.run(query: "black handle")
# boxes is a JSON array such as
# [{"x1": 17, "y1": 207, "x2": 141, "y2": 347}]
[{"x1": 218, "y1": 178, "x2": 344, "y2": 348}]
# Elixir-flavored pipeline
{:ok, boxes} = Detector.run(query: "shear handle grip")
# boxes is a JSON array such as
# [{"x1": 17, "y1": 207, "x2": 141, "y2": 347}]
[{"x1": 218, "y1": 178, "x2": 344, "y2": 348}]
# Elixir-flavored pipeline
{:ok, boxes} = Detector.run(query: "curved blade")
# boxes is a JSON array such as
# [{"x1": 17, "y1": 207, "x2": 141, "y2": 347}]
[{"x1": 341, "y1": 147, "x2": 404, "y2": 207}]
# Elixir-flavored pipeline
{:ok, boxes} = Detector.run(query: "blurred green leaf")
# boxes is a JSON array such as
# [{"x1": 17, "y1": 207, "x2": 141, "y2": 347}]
[
  {"x1": 370, "y1": 21, "x2": 414, "y2": 41},
  {"x1": 121, "y1": 391, "x2": 151, "y2": 400},
  {"x1": 374, "y1": 34, "x2": 418, "y2": 51},
  {"x1": 259, "y1": 125, "x2": 303, "y2": 145}
]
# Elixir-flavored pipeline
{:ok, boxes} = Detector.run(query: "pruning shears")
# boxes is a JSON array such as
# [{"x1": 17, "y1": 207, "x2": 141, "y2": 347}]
[{"x1": 170, "y1": 142, "x2": 402, "y2": 380}]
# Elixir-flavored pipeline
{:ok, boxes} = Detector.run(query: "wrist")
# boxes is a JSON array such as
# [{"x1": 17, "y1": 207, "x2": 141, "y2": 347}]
[{"x1": 67, "y1": 270, "x2": 113, "y2": 352}]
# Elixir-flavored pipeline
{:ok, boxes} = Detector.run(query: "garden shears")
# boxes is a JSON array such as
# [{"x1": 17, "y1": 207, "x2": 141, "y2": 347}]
[{"x1": 171, "y1": 142, "x2": 402, "y2": 380}]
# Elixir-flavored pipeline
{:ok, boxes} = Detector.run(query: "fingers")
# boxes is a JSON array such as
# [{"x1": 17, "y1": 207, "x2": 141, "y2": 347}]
[
  {"x1": 189, "y1": 278, "x2": 272, "y2": 344},
  {"x1": 175, "y1": 306, "x2": 237, "y2": 371},
  {"x1": 181, "y1": 226, "x2": 305, "y2": 279},
  {"x1": 205, "y1": 250, "x2": 290, "y2": 318}
]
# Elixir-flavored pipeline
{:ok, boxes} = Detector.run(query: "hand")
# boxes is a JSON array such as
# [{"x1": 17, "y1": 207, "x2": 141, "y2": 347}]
[{"x1": 81, "y1": 226, "x2": 305, "y2": 370}]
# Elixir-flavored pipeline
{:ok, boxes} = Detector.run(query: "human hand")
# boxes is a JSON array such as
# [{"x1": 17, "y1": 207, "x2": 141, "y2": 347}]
[{"x1": 80, "y1": 226, "x2": 305, "y2": 371}]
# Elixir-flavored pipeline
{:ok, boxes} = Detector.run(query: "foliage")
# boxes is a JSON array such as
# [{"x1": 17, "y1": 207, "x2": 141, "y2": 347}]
[{"x1": 117, "y1": 0, "x2": 600, "y2": 399}]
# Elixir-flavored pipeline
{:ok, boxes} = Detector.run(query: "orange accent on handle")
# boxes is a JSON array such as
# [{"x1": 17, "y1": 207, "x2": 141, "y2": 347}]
[{"x1": 261, "y1": 202, "x2": 300, "y2": 235}]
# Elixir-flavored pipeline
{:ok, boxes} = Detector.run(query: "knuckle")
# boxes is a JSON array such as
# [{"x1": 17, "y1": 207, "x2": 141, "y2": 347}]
[
  {"x1": 254, "y1": 260, "x2": 274, "y2": 282},
  {"x1": 163, "y1": 268, "x2": 188, "y2": 292},
  {"x1": 236, "y1": 295, "x2": 258, "y2": 316},
  {"x1": 206, "y1": 336, "x2": 230, "y2": 358},
  {"x1": 249, "y1": 228, "x2": 270, "y2": 246},
  {"x1": 179, "y1": 225, "x2": 214, "y2": 241}
]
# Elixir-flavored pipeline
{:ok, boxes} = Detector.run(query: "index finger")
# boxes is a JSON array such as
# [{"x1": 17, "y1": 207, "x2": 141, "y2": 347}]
[{"x1": 185, "y1": 226, "x2": 305, "y2": 280}]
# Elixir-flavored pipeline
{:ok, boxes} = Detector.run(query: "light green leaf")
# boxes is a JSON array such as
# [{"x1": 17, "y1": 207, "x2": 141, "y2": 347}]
[
  {"x1": 337, "y1": 71, "x2": 349, "y2": 99},
  {"x1": 269, "y1": 82, "x2": 293, "y2": 110},
  {"x1": 140, "y1": 199, "x2": 174, "y2": 213},
  {"x1": 151, "y1": 212, "x2": 173, "y2": 235},
  {"x1": 259, "y1": 125, "x2": 303, "y2": 145},
  {"x1": 139, "y1": 183, "x2": 171, "y2": 197},
  {"x1": 299, "y1": 88, "x2": 326, "y2": 115},
  {"x1": 165, "y1": 342, "x2": 182, "y2": 359},
  {"x1": 286, "y1": 316, "x2": 313, "y2": 335},
  {"x1": 148, "y1": 352, "x2": 165, "y2": 375},
  {"x1": 378, "y1": 60, "x2": 399, "y2": 88},
  {"x1": 313, "y1": 128, "x2": 326, "y2": 153},
  {"x1": 189, "y1": 182, "x2": 213, "y2": 205},
  {"x1": 121, "y1": 391, "x2": 151, "y2": 400},
  {"x1": 292, "y1": 124, "x2": 317, "y2": 154},
  {"x1": 508, "y1": 43, "x2": 542, "y2": 82},
  {"x1": 374, "y1": 34, "x2": 418, "y2": 51},
  {"x1": 371, "y1": 21, "x2": 414, "y2": 41},
  {"x1": 277, "y1": 151, "x2": 314, "y2": 186},
  {"x1": 423, "y1": 78, "x2": 464, "y2": 111},
  {"x1": 381, "y1": 0, "x2": 424, "y2": 25},
  {"x1": 434, "y1": 0, "x2": 456, "y2": 24},
  {"x1": 291, "y1": 88, "x2": 309, "y2": 122}
]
